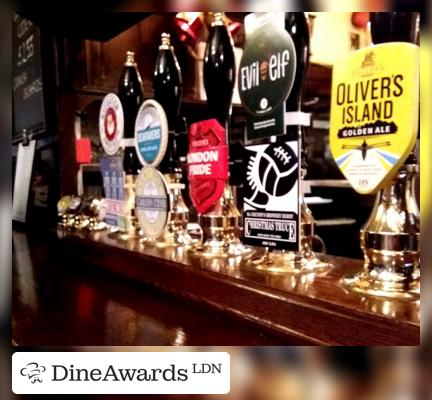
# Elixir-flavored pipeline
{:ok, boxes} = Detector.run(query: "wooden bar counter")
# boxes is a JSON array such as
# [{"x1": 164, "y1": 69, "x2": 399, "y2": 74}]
[{"x1": 13, "y1": 229, "x2": 420, "y2": 346}]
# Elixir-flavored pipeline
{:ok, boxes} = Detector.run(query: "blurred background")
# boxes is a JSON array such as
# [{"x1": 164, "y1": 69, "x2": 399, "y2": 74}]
[
  {"x1": 5, "y1": 346, "x2": 432, "y2": 399},
  {"x1": 1, "y1": 0, "x2": 431, "y2": 398}
]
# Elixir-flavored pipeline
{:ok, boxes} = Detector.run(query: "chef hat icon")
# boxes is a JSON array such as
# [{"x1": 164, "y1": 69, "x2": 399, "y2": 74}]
[{"x1": 20, "y1": 362, "x2": 46, "y2": 383}]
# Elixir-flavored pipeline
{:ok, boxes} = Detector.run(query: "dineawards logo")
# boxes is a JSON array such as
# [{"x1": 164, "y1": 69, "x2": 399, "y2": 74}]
[
  {"x1": 20, "y1": 362, "x2": 47, "y2": 383},
  {"x1": 12, "y1": 352, "x2": 230, "y2": 395}
]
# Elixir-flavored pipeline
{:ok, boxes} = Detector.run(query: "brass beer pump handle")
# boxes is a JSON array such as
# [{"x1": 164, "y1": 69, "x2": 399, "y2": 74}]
[
  {"x1": 343, "y1": 12, "x2": 420, "y2": 299},
  {"x1": 192, "y1": 12, "x2": 251, "y2": 258}
]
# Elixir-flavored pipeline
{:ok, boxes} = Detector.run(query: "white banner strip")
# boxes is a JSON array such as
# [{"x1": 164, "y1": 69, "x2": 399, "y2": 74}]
[
  {"x1": 122, "y1": 138, "x2": 136, "y2": 148},
  {"x1": 12, "y1": 352, "x2": 230, "y2": 394},
  {"x1": 167, "y1": 182, "x2": 185, "y2": 190},
  {"x1": 285, "y1": 111, "x2": 311, "y2": 127}
]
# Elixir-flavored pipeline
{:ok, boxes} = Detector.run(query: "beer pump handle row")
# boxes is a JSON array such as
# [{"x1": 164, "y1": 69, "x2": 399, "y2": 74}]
[{"x1": 58, "y1": 12, "x2": 420, "y2": 301}]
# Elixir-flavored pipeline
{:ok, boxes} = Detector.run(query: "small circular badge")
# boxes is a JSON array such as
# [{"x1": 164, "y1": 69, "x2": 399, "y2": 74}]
[
  {"x1": 134, "y1": 99, "x2": 168, "y2": 167},
  {"x1": 57, "y1": 195, "x2": 72, "y2": 216},
  {"x1": 135, "y1": 166, "x2": 169, "y2": 239},
  {"x1": 99, "y1": 93, "x2": 124, "y2": 155}
]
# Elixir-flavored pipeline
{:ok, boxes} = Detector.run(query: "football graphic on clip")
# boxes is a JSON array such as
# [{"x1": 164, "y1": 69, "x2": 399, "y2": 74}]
[{"x1": 245, "y1": 142, "x2": 298, "y2": 209}]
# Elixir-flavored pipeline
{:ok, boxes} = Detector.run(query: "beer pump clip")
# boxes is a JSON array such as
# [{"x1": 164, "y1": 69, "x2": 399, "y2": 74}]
[
  {"x1": 329, "y1": 12, "x2": 420, "y2": 298},
  {"x1": 134, "y1": 99, "x2": 194, "y2": 247},
  {"x1": 239, "y1": 12, "x2": 329, "y2": 273},
  {"x1": 98, "y1": 93, "x2": 128, "y2": 234}
]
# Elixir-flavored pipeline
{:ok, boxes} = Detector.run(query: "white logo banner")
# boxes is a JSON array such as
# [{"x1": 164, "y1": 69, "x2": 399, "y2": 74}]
[{"x1": 12, "y1": 352, "x2": 230, "y2": 394}]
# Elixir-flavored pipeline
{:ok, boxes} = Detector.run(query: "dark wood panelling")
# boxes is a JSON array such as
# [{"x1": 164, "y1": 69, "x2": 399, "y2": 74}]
[{"x1": 56, "y1": 93, "x2": 78, "y2": 195}]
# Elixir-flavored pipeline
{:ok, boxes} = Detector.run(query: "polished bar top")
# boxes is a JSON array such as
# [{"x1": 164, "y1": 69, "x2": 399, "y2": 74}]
[
  {"x1": 13, "y1": 228, "x2": 420, "y2": 345},
  {"x1": 54, "y1": 230, "x2": 419, "y2": 345},
  {"x1": 13, "y1": 229, "x2": 290, "y2": 346}
]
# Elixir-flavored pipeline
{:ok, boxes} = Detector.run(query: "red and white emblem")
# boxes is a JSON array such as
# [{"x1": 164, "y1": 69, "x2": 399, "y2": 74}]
[
  {"x1": 99, "y1": 93, "x2": 124, "y2": 155},
  {"x1": 187, "y1": 119, "x2": 229, "y2": 214}
]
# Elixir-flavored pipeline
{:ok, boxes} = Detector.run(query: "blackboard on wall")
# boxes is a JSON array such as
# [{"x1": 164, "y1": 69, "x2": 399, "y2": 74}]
[{"x1": 12, "y1": 14, "x2": 47, "y2": 141}]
